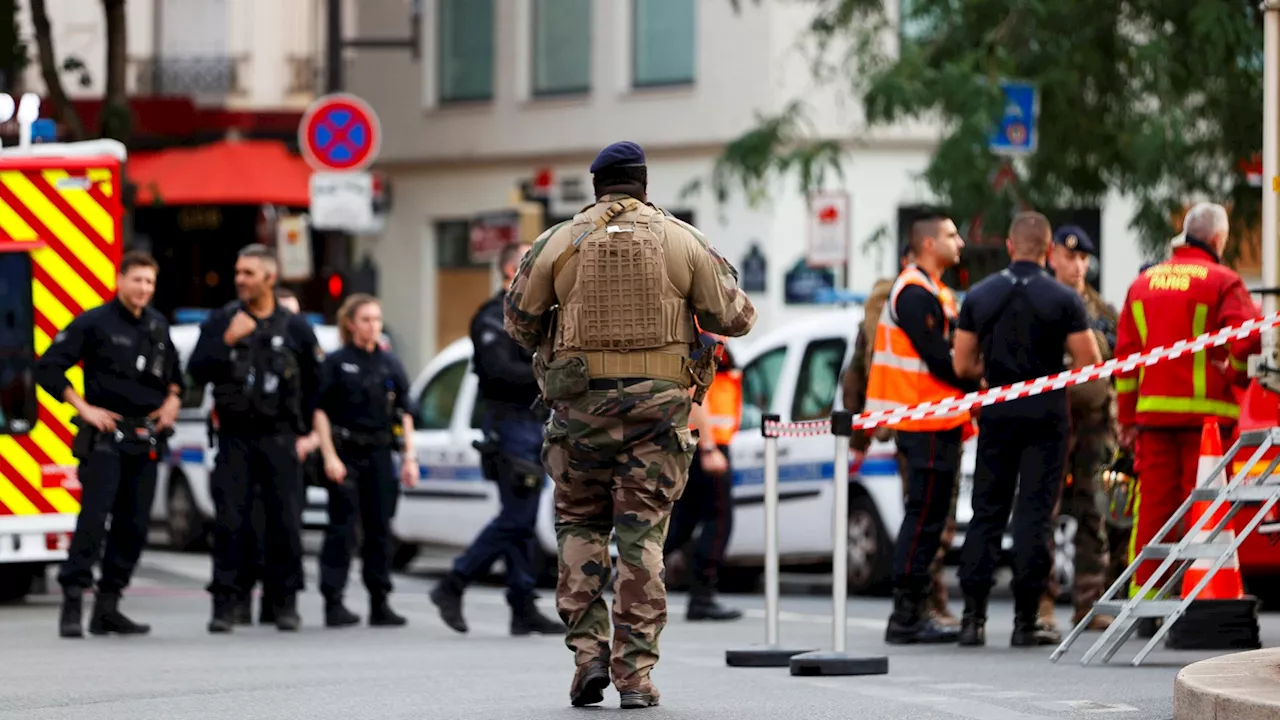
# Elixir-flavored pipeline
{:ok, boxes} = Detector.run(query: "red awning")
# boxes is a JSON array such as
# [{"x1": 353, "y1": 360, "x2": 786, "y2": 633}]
[{"x1": 129, "y1": 139, "x2": 311, "y2": 207}]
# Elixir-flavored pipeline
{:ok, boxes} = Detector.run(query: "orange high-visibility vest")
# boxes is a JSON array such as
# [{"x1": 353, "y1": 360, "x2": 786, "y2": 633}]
[
  {"x1": 864, "y1": 265, "x2": 971, "y2": 433},
  {"x1": 703, "y1": 369, "x2": 742, "y2": 446}
]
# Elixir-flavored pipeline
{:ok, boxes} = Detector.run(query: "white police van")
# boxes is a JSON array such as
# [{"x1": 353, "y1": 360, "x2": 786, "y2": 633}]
[
  {"x1": 391, "y1": 307, "x2": 1040, "y2": 595},
  {"x1": 150, "y1": 311, "x2": 340, "y2": 550}
]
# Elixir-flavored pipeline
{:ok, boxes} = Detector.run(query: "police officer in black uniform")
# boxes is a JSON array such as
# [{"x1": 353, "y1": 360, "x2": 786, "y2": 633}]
[
  {"x1": 231, "y1": 288, "x2": 319, "y2": 626},
  {"x1": 313, "y1": 293, "x2": 417, "y2": 627},
  {"x1": 430, "y1": 242, "x2": 566, "y2": 636},
  {"x1": 951, "y1": 212, "x2": 1102, "y2": 647},
  {"x1": 36, "y1": 250, "x2": 183, "y2": 638},
  {"x1": 189, "y1": 244, "x2": 323, "y2": 633}
]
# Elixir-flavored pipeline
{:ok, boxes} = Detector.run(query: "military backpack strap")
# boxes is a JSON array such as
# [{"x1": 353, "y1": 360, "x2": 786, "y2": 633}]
[{"x1": 550, "y1": 198, "x2": 642, "y2": 283}]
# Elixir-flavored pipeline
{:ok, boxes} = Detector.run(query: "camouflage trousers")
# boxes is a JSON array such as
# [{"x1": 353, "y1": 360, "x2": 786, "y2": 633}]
[
  {"x1": 542, "y1": 380, "x2": 695, "y2": 699},
  {"x1": 896, "y1": 452, "x2": 958, "y2": 612},
  {"x1": 1046, "y1": 424, "x2": 1113, "y2": 609}
]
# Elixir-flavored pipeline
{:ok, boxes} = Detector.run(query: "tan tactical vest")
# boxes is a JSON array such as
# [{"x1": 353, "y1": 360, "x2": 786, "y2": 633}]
[{"x1": 551, "y1": 198, "x2": 697, "y2": 385}]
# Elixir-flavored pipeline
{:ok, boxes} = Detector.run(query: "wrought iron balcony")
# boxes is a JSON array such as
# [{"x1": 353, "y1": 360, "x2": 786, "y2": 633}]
[
  {"x1": 129, "y1": 55, "x2": 248, "y2": 98},
  {"x1": 286, "y1": 55, "x2": 322, "y2": 96}
]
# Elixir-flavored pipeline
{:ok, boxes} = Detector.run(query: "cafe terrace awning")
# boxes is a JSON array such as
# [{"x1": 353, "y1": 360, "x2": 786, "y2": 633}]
[{"x1": 128, "y1": 139, "x2": 311, "y2": 207}]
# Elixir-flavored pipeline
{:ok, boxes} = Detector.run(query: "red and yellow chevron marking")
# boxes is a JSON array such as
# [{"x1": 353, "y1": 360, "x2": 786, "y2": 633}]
[{"x1": 0, "y1": 157, "x2": 122, "y2": 518}]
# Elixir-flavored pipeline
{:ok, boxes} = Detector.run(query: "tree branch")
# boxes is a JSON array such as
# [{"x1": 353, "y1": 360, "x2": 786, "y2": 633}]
[{"x1": 29, "y1": 0, "x2": 84, "y2": 140}]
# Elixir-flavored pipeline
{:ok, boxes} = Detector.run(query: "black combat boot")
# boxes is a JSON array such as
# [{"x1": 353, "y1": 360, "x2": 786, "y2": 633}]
[
  {"x1": 324, "y1": 596, "x2": 361, "y2": 628},
  {"x1": 885, "y1": 589, "x2": 960, "y2": 645},
  {"x1": 274, "y1": 594, "x2": 301, "y2": 632},
  {"x1": 429, "y1": 573, "x2": 468, "y2": 634},
  {"x1": 208, "y1": 595, "x2": 235, "y2": 633},
  {"x1": 957, "y1": 593, "x2": 988, "y2": 647},
  {"x1": 231, "y1": 594, "x2": 253, "y2": 625},
  {"x1": 511, "y1": 596, "x2": 567, "y2": 635},
  {"x1": 686, "y1": 589, "x2": 743, "y2": 621},
  {"x1": 59, "y1": 591, "x2": 83, "y2": 639},
  {"x1": 88, "y1": 593, "x2": 151, "y2": 636},
  {"x1": 1011, "y1": 597, "x2": 1061, "y2": 647},
  {"x1": 369, "y1": 595, "x2": 407, "y2": 627}
]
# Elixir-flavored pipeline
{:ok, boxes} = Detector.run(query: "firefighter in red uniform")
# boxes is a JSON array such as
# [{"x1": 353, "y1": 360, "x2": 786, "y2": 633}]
[{"x1": 1114, "y1": 202, "x2": 1260, "y2": 599}]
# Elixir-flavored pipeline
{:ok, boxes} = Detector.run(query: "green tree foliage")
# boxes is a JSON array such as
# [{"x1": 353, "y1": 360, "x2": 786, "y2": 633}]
[{"x1": 706, "y1": 0, "x2": 1266, "y2": 259}]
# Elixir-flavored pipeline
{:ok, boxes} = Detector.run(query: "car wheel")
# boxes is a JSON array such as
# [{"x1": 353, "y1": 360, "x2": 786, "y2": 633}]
[
  {"x1": 847, "y1": 494, "x2": 892, "y2": 596},
  {"x1": 167, "y1": 477, "x2": 206, "y2": 552},
  {"x1": 390, "y1": 538, "x2": 420, "y2": 571}
]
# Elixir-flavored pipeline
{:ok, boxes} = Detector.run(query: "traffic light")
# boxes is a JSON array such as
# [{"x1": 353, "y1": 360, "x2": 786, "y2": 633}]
[{"x1": 326, "y1": 272, "x2": 343, "y2": 299}]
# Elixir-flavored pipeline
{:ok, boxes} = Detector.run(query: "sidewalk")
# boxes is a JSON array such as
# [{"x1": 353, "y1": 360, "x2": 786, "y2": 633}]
[{"x1": 1174, "y1": 648, "x2": 1280, "y2": 719}]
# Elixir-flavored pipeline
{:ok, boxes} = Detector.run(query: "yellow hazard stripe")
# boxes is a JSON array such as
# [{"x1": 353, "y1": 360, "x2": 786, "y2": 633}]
[
  {"x1": 0, "y1": 170, "x2": 115, "y2": 288},
  {"x1": 42, "y1": 169, "x2": 116, "y2": 244},
  {"x1": 31, "y1": 279, "x2": 74, "y2": 332},
  {"x1": 32, "y1": 245, "x2": 105, "y2": 314},
  {"x1": 87, "y1": 168, "x2": 114, "y2": 198},
  {"x1": 0, "y1": 478, "x2": 39, "y2": 515},
  {"x1": 0, "y1": 190, "x2": 36, "y2": 240},
  {"x1": 0, "y1": 437, "x2": 78, "y2": 514}
]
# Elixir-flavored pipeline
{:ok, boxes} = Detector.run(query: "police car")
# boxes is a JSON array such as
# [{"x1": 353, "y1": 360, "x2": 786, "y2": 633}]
[
  {"x1": 392, "y1": 308, "x2": 1046, "y2": 596},
  {"x1": 150, "y1": 311, "x2": 341, "y2": 550}
]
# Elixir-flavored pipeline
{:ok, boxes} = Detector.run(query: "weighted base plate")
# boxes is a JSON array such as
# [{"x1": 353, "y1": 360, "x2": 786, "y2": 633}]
[
  {"x1": 726, "y1": 646, "x2": 816, "y2": 667},
  {"x1": 789, "y1": 650, "x2": 889, "y2": 676}
]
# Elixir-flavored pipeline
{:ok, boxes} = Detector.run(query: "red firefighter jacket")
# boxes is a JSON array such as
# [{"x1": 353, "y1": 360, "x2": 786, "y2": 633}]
[{"x1": 1115, "y1": 242, "x2": 1260, "y2": 428}]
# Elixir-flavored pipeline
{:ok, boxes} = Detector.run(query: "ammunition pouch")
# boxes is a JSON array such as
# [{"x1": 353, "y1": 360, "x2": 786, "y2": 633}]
[
  {"x1": 71, "y1": 417, "x2": 173, "y2": 460},
  {"x1": 499, "y1": 452, "x2": 544, "y2": 497},
  {"x1": 542, "y1": 356, "x2": 591, "y2": 401}
]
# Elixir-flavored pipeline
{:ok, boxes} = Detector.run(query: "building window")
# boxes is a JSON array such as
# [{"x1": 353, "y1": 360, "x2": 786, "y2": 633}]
[
  {"x1": 533, "y1": 0, "x2": 592, "y2": 96},
  {"x1": 633, "y1": 0, "x2": 695, "y2": 88},
  {"x1": 438, "y1": 0, "x2": 495, "y2": 103}
]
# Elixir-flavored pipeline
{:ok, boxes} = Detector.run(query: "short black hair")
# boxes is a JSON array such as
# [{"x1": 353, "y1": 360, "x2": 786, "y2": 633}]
[
  {"x1": 908, "y1": 211, "x2": 950, "y2": 255},
  {"x1": 119, "y1": 250, "x2": 158, "y2": 276},
  {"x1": 592, "y1": 165, "x2": 647, "y2": 198}
]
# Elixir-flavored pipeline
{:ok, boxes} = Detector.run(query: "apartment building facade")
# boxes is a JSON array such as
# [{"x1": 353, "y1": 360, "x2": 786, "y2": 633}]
[{"x1": 347, "y1": 0, "x2": 1145, "y2": 373}]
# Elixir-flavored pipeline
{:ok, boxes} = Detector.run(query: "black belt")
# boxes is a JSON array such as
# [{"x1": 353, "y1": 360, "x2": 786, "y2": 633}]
[
  {"x1": 587, "y1": 377, "x2": 651, "y2": 391},
  {"x1": 333, "y1": 426, "x2": 394, "y2": 447}
]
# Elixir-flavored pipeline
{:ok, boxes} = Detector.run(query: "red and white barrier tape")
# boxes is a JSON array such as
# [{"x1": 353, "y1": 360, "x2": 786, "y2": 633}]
[{"x1": 762, "y1": 311, "x2": 1280, "y2": 438}]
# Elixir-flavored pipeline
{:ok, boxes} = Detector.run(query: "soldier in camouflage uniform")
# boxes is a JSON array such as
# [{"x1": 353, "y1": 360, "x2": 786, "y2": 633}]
[
  {"x1": 505, "y1": 141, "x2": 756, "y2": 710},
  {"x1": 1045, "y1": 226, "x2": 1120, "y2": 631},
  {"x1": 841, "y1": 256, "x2": 959, "y2": 626}
]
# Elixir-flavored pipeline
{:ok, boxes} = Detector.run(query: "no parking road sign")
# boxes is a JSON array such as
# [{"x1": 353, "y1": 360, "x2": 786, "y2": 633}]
[{"x1": 299, "y1": 93, "x2": 382, "y2": 172}]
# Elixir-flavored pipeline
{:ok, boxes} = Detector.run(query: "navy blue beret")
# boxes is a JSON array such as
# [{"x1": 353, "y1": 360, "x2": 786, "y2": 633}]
[
  {"x1": 590, "y1": 141, "x2": 646, "y2": 174},
  {"x1": 1053, "y1": 225, "x2": 1096, "y2": 254}
]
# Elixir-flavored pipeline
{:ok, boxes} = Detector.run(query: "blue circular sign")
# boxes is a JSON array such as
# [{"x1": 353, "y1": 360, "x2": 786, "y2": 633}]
[{"x1": 299, "y1": 93, "x2": 382, "y2": 171}]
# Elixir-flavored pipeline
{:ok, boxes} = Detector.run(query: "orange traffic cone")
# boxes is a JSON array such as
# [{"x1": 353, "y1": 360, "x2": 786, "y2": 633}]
[{"x1": 1180, "y1": 418, "x2": 1245, "y2": 601}]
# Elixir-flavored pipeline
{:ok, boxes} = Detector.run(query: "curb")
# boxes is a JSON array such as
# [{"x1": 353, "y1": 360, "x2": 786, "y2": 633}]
[{"x1": 1174, "y1": 648, "x2": 1280, "y2": 720}]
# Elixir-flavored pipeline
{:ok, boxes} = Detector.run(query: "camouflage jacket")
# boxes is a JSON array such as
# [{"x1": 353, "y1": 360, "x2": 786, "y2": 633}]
[{"x1": 503, "y1": 193, "x2": 756, "y2": 354}]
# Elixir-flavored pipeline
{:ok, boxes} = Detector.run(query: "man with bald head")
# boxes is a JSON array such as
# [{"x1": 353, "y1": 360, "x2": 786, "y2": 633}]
[{"x1": 951, "y1": 211, "x2": 1102, "y2": 648}]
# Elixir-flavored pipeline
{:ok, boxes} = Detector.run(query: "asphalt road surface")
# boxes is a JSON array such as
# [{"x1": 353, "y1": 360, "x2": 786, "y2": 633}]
[{"x1": 2, "y1": 547, "x2": 1274, "y2": 720}]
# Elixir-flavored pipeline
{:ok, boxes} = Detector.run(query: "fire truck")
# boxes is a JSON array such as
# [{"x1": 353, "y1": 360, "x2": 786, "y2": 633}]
[{"x1": 0, "y1": 118, "x2": 126, "y2": 602}]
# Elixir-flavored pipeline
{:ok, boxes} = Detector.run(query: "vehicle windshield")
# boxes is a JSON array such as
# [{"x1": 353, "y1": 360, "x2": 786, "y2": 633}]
[{"x1": 0, "y1": 252, "x2": 37, "y2": 434}]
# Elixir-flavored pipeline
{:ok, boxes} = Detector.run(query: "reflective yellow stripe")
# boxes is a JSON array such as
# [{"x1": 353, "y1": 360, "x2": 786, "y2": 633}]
[
  {"x1": 1192, "y1": 303, "x2": 1208, "y2": 398},
  {"x1": 1135, "y1": 395, "x2": 1240, "y2": 418},
  {"x1": 1115, "y1": 378, "x2": 1138, "y2": 393},
  {"x1": 1132, "y1": 300, "x2": 1148, "y2": 345}
]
